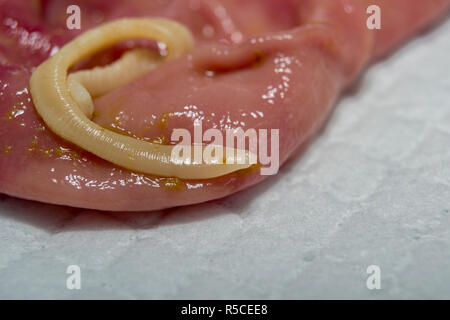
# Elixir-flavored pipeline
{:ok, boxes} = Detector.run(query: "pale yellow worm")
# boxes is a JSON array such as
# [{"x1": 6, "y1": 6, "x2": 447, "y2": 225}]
[
  {"x1": 68, "y1": 48, "x2": 163, "y2": 119},
  {"x1": 30, "y1": 18, "x2": 255, "y2": 179}
]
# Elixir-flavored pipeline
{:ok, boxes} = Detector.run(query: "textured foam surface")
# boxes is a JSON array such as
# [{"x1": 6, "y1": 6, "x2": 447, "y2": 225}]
[{"x1": 1, "y1": 19, "x2": 449, "y2": 299}]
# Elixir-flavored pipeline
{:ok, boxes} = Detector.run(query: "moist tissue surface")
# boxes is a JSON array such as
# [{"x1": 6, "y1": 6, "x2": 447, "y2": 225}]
[{"x1": 0, "y1": 18, "x2": 449, "y2": 299}]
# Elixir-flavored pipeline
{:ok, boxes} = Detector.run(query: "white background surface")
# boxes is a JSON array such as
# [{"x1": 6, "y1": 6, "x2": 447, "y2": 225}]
[{"x1": 1, "y1": 18, "x2": 449, "y2": 299}]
